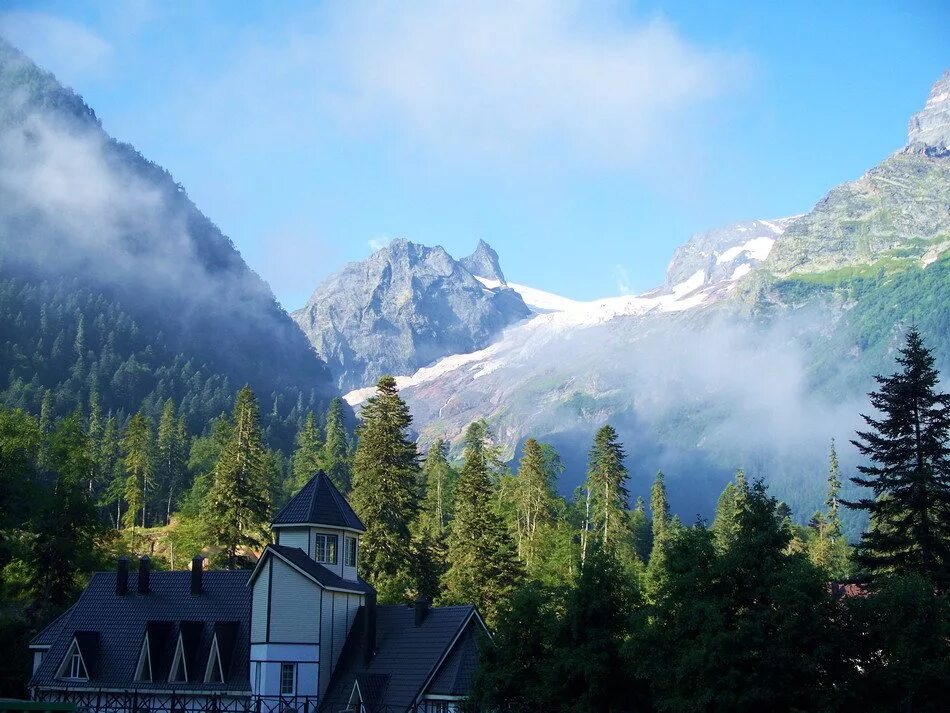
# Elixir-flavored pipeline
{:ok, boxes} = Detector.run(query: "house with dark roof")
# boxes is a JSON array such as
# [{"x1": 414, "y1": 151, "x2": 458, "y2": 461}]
[{"x1": 29, "y1": 472, "x2": 488, "y2": 713}]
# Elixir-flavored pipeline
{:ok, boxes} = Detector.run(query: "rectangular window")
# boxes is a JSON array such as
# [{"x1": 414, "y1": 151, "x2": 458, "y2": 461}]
[
  {"x1": 344, "y1": 536, "x2": 358, "y2": 567},
  {"x1": 314, "y1": 534, "x2": 338, "y2": 564},
  {"x1": 69, "y1": 653, "x2": 84, "y2": 679},
  {"x1": 280, "y1": 662, "x2": 296, "y2": 696}
]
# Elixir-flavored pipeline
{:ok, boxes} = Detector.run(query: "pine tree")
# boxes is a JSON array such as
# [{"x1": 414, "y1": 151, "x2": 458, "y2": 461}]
[
  {"x1": 85, "y1": 390, "x2": 104, "y2": 495},
  {"x1": 322, "y1": 397, "x2": 351, "y2": 493},
  {"x1": 845, "y1": 328, "x2": 950, "y2": 588},
  {"x1": 647, "y1": 471, "x2": 671, "y2": 595},
  {"x1": 156, "y1": 399, "x2": 186, "y2": 524},
  {"x1": 99, "y1": 415, "x2": 123, "y2": 528},
  {"x1": 206, "y1": 386, "x2": 271, "y2": 569},
  {"x1": 38, "y1": 388, "x2": 54, "y2": 468},
  {"x1": 512, "y1": 439, "x2": 559, "y2": 569},
  {"x1": 826, "y1": 439, "x2": 843, "y2": 536},
  {"x1": 712, "y1": 469, "x2": 749, "y2": 553},
  {"x1": 443, "y1": 421, "x2": 522, "y2": 626},
  {"x1": 121, "y1": 412, "x2": 153, "y2": 544},
  {"x1": 29, "y1": 412, "x2": 105, "y2": 617},
  {"x1": 350, "y1": 377, "x2": 420, "y2": 600},
  {"x1": 418, "y1": 438, "x2": 455, "y2": 539},
  {"x1": 291, "y1": 411, "x2": 323, "y2": 493},
  {"x1": 583, "y1": 425, "x2": 629, "y2": 562}
]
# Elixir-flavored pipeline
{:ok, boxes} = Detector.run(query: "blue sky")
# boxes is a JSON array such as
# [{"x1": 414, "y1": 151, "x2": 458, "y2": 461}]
[{"x1": 1, "y1": 1, "x2": 947, "y2": 306}]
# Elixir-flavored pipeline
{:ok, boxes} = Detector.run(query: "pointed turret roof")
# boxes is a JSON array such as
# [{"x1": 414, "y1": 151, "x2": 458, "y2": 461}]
[{"x1": 271, "y1": 471, "x2": 365, "y2": 531}]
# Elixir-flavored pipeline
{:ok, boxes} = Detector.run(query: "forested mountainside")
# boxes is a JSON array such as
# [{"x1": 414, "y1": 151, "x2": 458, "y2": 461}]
[
  {"x1": 343, "y1": 71, "x2": 950, "y2": 530},
  {"x1": 0, "y1": 40, "x2": 337, "y2": 449},
  {"x1": 293, "y1": 238, "x2": 530, "y2": 390}
]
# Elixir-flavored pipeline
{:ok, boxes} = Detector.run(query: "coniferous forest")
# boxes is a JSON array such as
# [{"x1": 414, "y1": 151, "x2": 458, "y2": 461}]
[{"x1": 1, "y1": 327, "x2": 947, "y2": 710}]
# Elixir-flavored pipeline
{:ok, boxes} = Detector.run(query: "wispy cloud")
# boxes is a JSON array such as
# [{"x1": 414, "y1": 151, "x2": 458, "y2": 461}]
[
  {"x1": 0, "y1": 11, "x2": 112, "y2": 84},
  {"x1": 614, "y1": 263, "x2": 632, "y2": 295},
  {"x1": 367, "y1": 236, "x2": 389, "y2": 252},
  {"x1": 180, "y1": 0, "x2": 749, "y2": 169}
]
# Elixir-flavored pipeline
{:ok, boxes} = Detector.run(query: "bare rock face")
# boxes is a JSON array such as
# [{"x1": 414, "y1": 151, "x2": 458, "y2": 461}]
[
  {"x1": 292, "y1": 239, "x2": 530, "y2": 390},
  {"x1": 460, "y1": 239, "x2": 507, "y2": 282},
  {"x1": 907, "y1": 70, "x2": 950, "y2": 155}
]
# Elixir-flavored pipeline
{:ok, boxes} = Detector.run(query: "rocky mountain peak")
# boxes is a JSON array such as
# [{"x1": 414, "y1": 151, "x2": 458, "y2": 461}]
[
  {"x1": 907, "y1": 70, "x2": 950, "y2": 154},
  {"x1": 460, "y1": 239, "x2": 506, "y2": 283}
]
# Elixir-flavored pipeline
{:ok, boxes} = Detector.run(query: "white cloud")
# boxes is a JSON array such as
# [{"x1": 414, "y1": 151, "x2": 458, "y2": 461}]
[
  {"x1": 367, "y1": 237, "x2": 389, "y2": 252},
  {"x1": 182, "y1": 0, "x2": 749, "y2": 168},
  {"x1": 0, "y1": 11, "x2": 112, "y2": 84},
  {"x1": 614, "y1": 263, "x2": 632, "y2": 294}
]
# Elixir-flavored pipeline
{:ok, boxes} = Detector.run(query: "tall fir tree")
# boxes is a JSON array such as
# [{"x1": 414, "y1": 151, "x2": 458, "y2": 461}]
[
  {"x1": 583, "y1": 425, "x2": 629, "y2": 562},
  {"x1": 322, "y1": 397, "x2": 352, "y2": 493},
  {"x1": 512, "y1": 438, "x2": 559, "y2": 569},
  {"x1": 418, "y1": 438, "x2": 455, "y2": 539},
  {"x1": 122, "y1": 411, "x2": 153, "y2": 540},
  {"x1": 647, "y1": 470, "x2": 671, "y2": 596},
  {"x1": 712, "y1": 469, "x2": 749, "y2": 553},
  {"x1": 206, "y1": 386, "x2": 271, "y2": 569},
  {"x1": 85, "y1": 390, "x2": 104, "y2": 495},
  {"x1": 156, "y1": 399, "x2": 186, "y2": 524},
  {"x1": 291, "y1": 411, "x2": 324, "y2": 493},
  {"x1": 443, "y1": 421, "x2": 522, "y2": 626},
  {"x1": 29, "y1": 411, "x2": 105, "y2": 618},
  {"x1": 350, "y1": 377, "x2": 420, "y2": 600},
  {"x1": 826, "y1": 439, "x2": 843, "y2": 536},
  {"x1": 845, "y1": 328, "x2": 950, "y2": 589}
]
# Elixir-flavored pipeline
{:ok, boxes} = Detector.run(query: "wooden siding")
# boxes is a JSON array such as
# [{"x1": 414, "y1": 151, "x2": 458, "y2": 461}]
[
  {"x1": 251, "y1": 559, "x2": 270, "y2": 643},
  {"x1": 269, "y1": 558, "x2": 320, "y2": 643},
  {"x1": 278, "y1": 528, "x2": 310, "y2": 554}
]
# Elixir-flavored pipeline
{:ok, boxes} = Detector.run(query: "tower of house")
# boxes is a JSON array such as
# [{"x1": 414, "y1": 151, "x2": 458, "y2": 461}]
[{"x1": 248, "y1": 471, "x2": 373, "y2": 700}]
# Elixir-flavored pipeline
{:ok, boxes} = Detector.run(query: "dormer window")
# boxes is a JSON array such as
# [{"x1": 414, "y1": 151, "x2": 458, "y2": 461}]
[
  {"x1": 134, "y1": 635, "x2": 153, "y2": 682},
  {"x1": 56, "y1": 639, "x2": 89, "y2": 681},
  {"x1": 204, "y1": 636, "x2": 224, "y2": 683},
  {"x1": 344, "y1": 536, "x2": 358, "y2": 567},
  {"x1": 168, "y1": 633, "x2": 188, "y2": 682},
  {"x1": 314, "y1": 534, "x2": 338, "y2": 564}
]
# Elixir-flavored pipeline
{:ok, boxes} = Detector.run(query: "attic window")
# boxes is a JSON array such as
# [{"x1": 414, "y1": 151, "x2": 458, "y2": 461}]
[
  {"x1": 56, "y1": 640, "x2": 89, "y2": 681},
  {"x1": 168, "y1": 633, "x2": 188, "y2": 682},
  {"x1": 134, "y1": 635, "x2": 153, "y2": 682},
  {"x1": 314, "y1": 534, "x2": 338, "y2": 565},
  {"x1": 204, "y1": 636, "x2": 224, "y2": 683}
]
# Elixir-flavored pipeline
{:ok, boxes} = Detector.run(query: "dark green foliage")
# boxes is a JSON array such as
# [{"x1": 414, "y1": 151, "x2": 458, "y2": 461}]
[
  {"x1": 206, "y1": 386, "x2": 270, "y2": 569},
  {"x1": 0, "y1": 271, "x2": 334, "y2": 455},
  {"x1": 443, "y1": 421, "x2": 522, "y2": 626},
  {"x1": 351, "y1": 377, "x2": 420, "y2": 601},
  {"x1": 629, "y1": 481, "x2": 836, "y2": 712},
  {"x1": 322, "y1": 397, "x2": 352, "y2": 493},
  {"x1": 583, "y1": 425, "x2": 630, "y2": 562},
  {"x1": 290, "y1": 411, "x2": 323, "y2": 494},
  {"x1": 28, "y1": 412, "x2": 107, "y2": 617},
  {"x1": 418, "y1": 438, "x2": 456, "y2": 540},
  {"x1": 839, "y1": 574, "x2": 950, "y2": 711},
  {"x1": 846, "y1": 328, "x2": 950, "y2": 589}
]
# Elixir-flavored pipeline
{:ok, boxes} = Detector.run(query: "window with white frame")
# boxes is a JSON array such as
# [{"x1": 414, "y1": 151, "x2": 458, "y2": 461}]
[
  {"x1": 344, "y1": 536, "x2": 358, "y2": 567},
  {"x1": 56, "y1": 640, "x2": 88, "y2": 681},
  {"x1": 314, "y1": 533, "x2": 338, "y2": 564},
  {"x1": 280, "y1": 662, "x2": 296, "y2": 696}
]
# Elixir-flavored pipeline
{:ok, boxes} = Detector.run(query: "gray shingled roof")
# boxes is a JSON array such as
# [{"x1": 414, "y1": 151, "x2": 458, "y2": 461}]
[
  {"x1": 319, "y1": 604, "x2": 482, "y2": 711},
  {"x1": 260, "y1": 545, "x2": 375, "y2": 595},
  {"x1": 271, "y1": 472, "x2": 365, "y2": 531},
  {"x1": 426, "y1": 623, "x2": 479, "y2": 696},
  {"x1": 30, "y1": 570, "x2": 252, "y2": 692}
]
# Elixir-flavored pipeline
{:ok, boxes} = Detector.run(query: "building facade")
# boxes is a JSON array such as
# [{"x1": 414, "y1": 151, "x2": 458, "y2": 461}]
[{"x1": 29, "y1": 472, "x2": 487, "y2": 713}]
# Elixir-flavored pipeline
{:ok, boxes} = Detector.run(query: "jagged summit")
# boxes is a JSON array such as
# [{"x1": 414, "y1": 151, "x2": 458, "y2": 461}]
[
  {"x1": 907, "y1": 70, "x2": 950, "y2": 154},
  {"x1": 292, "y1": 238, "x2": 529, "y2": 390},
  {"x1": 460, "y1": 239, "x2": 506, "y2": 283}
]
